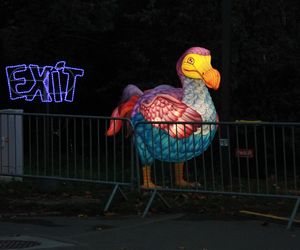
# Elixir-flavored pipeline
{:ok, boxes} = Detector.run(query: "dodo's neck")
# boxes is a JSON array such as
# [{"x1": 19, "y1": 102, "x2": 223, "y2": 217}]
[{"x1": 181, "y1": 78, "x2": 217, "y2": 122}]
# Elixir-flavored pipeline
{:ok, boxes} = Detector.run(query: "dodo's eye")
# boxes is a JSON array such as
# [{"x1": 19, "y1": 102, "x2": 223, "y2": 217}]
[{"x1": 187, "y1": 57, "x2": 194, "y2": 64}]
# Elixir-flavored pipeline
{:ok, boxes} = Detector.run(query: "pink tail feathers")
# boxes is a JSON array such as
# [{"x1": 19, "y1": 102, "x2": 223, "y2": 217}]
[
  {"x1": 106, "y1": 95, "x2": 140, "y2": 136},
  {"x1": 106, "y1": 107, "x2": 123, "y2": 136}
]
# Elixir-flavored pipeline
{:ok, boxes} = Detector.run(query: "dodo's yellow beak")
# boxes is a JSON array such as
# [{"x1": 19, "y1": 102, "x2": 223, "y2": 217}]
[{"x1": 181, "y1": 53, "x2": 221, "y2": 90}]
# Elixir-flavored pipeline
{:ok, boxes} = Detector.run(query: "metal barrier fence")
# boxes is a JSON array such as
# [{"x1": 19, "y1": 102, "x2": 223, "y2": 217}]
[
  {"x1": 0, "y1": 112, "x2": 134, "y2": 211},
  {"x1": 134, "y1": 121, "x2": 300, "y2": 228},
  {"x1": 0, "y1": 111, "x2": 299, "y2": 228}
]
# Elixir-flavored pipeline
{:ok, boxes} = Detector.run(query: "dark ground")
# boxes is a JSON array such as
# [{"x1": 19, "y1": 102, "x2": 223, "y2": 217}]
[
  {"x1": 0, "y1": 214, "x2": 299, "y2": 250},
  {"x1": 1, "y1": 180, "x2": 300, "y2": 250},
  {"x1": 0, "y1": 180, "x2": 299, "y2": 225}
]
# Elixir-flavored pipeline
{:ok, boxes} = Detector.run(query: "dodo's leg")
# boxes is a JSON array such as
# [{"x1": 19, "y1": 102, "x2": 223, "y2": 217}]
[
  {"x1": 175, "y1": 162, "x2": 194, "y2": 187},
  {"x1": 141, "y1": 166, "x2": 159, "y2": 189}
]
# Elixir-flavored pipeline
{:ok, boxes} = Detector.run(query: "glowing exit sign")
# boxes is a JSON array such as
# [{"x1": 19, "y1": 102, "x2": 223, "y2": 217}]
[{"x1": 5, "y1": 61, "x2": 84, "y2": 102}]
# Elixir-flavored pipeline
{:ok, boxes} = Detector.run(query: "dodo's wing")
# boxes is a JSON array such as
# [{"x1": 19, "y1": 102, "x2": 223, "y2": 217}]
[{"x1": 140, "y1": 94, "x2": 202, "y2": 138}]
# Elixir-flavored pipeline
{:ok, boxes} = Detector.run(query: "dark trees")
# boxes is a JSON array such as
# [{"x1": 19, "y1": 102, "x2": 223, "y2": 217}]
[{"x1": 0, "y1": 0, "x2": 298, "y2": 121}]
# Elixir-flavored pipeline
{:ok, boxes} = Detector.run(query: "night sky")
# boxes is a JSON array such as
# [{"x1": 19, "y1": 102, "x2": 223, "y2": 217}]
[{"x1": 0, "y1": 0, "x2": 299, "y2": 121}]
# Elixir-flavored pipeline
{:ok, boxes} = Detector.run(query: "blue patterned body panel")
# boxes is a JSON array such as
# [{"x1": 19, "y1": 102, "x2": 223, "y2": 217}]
[{"x1": 132, "y1": 113, "x2": 217, "y2": 165}]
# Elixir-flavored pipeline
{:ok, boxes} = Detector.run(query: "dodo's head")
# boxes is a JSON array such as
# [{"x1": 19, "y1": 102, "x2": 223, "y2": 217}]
[{"x1": 176, "y1": 47, "x2": 221, "y2": 90}]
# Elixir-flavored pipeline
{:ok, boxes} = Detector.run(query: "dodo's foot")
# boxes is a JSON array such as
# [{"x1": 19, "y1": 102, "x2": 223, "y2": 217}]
[
  {"x1": 175, "y1": 163, "x2": 201, "y2": 188},
  {"x1": 175, "y1": 179, "x2": 201, "y2": 188},
  {"x1": 141, "y1": 182, "x2": 160, "y2": 189},
  {"x1": 142, "y1": 166, "x2": 160, "y2": 189}
]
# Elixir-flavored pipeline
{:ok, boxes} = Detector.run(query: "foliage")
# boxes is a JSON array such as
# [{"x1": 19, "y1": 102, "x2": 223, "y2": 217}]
[
  {"x1": 0, "y1": 0, "x2": 298, "y2": 121},
  {"x1": 231, "y1": 0, "x2": 299, "y2": 121}
]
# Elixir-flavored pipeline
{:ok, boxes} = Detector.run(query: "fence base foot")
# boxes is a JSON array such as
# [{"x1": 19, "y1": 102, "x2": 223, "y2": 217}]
[
  {"x1": 104, "y1": 184, "x2": 128, "y2": 213},
  {"x1": 157, "y1": 191, "x2": 171, "y2": 209},
  {"x1": 287, "y1": 198, "x2": 300, "y2": 230},
  {"x1": 142, "y1": 189, "x2": 171, "y2": 218}
]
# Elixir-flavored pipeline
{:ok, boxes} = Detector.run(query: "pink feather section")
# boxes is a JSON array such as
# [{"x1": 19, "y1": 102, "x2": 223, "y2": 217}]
[
  {"x1": 140, "y1": 94, "x2": 202, "y2": 138},
  {"x1": 106, "y1": 95, "x2": 139, "y2": 136}
]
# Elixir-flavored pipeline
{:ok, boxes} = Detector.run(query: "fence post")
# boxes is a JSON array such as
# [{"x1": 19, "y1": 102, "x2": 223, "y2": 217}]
[
  {"x1": 104, "y1": 183, "x2": 128, "y2": 212},
  {"x1": 219, "y1": 123, "x2": 230, "y2": 190},
  {"x1": 287, "y1": 198, "x2": 300, "y2": 230},
  {"x1": 129, "y1": 119, "x2": 136, "y2": 191},
  {"x1": 134, "y1": 123, "x2": 141, "y2": 193}
]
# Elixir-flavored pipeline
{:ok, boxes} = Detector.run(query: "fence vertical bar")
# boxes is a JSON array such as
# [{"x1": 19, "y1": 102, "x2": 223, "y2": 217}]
[
  {"x1": 151, "y1": 124, "x2": 157, "y2": 186},
  {"x1": 218, "y1": 123, "x2": 224, "y2": 191},
  {"x1": 6, "y1": 115, "x2": 10, "y2": 173},
  {"x1": 121, "y1": 121, "x2": 125, "y2": 183},
  {"x1": 254, "y1": 125, "x2": 260, "y2": 193},
  {"x1": 210, "y1": 124, "x2": 215, "y2": 191},
  {"x1": 14, "y1": 115, "x2": 17, "y2": 175},
  {"x1": 36, "y1": 116, "x2": 39, "y2": 175},
  {"x1": 0, "y1": 113, "x2": 2, "y2": 174},
  {"x1": 97, "y1": 119, "x2": 101, "y2": 180},
  {"x1": 134, "y1": 125, "x2": 141, "y2": 192},
  {"x1": 141, "y1": 124, "x2": 148, "y2": 187},
  {"x1": 113, "y1": 120, "x2": 117, "y2": 182},
  {"x1": 291, "y1": 126, "x2": 297, "y2": 190},
  {"x1": 235, "y1": 125, "x2": 242, "y2": 192},
  {"x1": 130, "y1": 120, "x2": 135, "y2": 190},
  {"x1": 89, "y1": 119, "x2": 93, "y2": 179},
  {"x1": 159, "y1": 125, "x2": 165, "y2": 187},
  {"x1": 73, "y1": 118, "x2": 77, "y2": 178},
  {"x1": 43, "y1": 116, "x2": 47, "y2": 175},
  {"x1": 192, "y1": 125, "x2": 200, "y2": 189},
  {"x1": 81, "y1": 119, "x2": 85, "y2": 179},
  {"x1": 192, "y1": 126, "x2": 198, "y2": 190},
  {"x1": 227, "y1": 125, "x2": 233, "y2": 191},
  {"x1": 51, "y1": 117, "x2": 54, "y2": 176},
  {"x1": 175, "y1": 124, "x2": 180, "y2": 188},
  {"x1": 272, "y1": 125, "x2": 278, "y2": 188},
  {"x1": 201, "y1": 124, "x2": 207, "y2": 190},
  {"x1": 105, "y1": 120, "x2": 109, "y2": 181},
  {"x1": 66, "y1": 118, "x2": 69, "y2": 178},
  {"x1": 282, "y1": 126, "x2": 287, "y2": 192},
  {"x1": 184, "y1": 124, "x2": 190, "y2": 185},
  {"x1": 263, "y1": 126, "x2": 269, "y2": 193},
  {"x1": 167, "y1": 125, "x2": 173, "y2": 188},
  {"x1": 58, "y1": 118, "x2": 62, "y2": 177},
  {"x1": 244, "y1": 125, "x2": 251, "y2": 192},
  {"x1": 28, "y1": 116, "x2": 32, "y2": 175}
]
